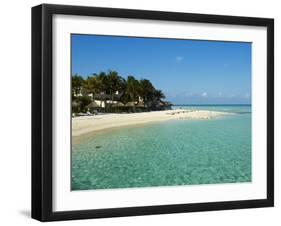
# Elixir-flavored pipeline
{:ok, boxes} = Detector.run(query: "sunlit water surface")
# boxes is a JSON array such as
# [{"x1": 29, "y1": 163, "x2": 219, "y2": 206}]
[{"x1": 72, "y1": 105, "x2": 251, "y2": 190}]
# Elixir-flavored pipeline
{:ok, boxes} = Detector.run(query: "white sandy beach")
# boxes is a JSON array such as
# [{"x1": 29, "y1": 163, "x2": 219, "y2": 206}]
[{"x1": 72, "y1": 109, "x2": 233, "y2": 137}]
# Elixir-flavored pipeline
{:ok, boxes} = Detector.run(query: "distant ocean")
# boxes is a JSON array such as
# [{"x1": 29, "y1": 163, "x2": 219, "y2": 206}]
[{"x1": 72, "y1": 105, "x2": 252, "y2": 190}]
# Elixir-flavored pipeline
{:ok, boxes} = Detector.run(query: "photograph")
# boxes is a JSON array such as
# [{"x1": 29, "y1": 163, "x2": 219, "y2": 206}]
[
  {"x1": 30, "y1": 3, "x2": 274, "y2": 221},
  {"x1": 71, "y1": 34, "x2": 252, "y2": 191}
]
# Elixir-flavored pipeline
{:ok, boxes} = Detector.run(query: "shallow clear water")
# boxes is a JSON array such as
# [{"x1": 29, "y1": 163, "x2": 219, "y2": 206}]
[{"x1": 72, "y1": 105, "x2": 251, "y2": 190}]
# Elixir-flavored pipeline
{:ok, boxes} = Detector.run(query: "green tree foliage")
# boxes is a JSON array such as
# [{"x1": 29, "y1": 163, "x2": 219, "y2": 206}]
[
  {"x1": 154, "y1": 89, "x2": 166, "y2": 101},
  {"x1": 72, "y1": 70, "x2": 167, "y2": 113},
  {"x1": 107, "y1": 71, "x2": 126, "y2": 110},
  {"x1": 83, "y1": 75, "x2": 101, "y2": 96},
  {"x1": 139, "y1": 79, "x2": 156, "y2": 105},
  {"x1": 72, "y1": 74, "x2": 84, "y2": 96},
  {"x1": 125, "y1": 76, "x2": 140, "y2": 101},
  {"x1": 72, "y1": 96, "x2": 92, "y2": 113}
]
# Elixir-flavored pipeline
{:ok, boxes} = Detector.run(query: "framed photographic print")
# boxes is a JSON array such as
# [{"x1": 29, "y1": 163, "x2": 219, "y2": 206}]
[{"x1": 32, "y1": 4, "x2": 274, "y2": 221}]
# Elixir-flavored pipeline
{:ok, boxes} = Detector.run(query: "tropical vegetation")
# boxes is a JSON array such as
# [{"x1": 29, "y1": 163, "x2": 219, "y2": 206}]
[{"x1": 72, "y1": 70, "x2": 171, "y2": 114}]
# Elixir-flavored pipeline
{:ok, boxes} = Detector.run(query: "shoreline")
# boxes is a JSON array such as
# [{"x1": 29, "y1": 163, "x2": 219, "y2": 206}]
[{"x1": 72, "y1": 109, "x2": 234, "y2": 138}]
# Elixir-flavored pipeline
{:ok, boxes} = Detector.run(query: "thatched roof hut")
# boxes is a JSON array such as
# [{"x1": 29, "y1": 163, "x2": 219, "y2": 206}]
[
  {"x1": 158, "y1": 101, "x2": 172, "y2": 107},
  {"x1": 112, "y1": 102, "x2": 125, "y2": 107},
  {"x1": 125, "y1": 102, "x2": 135, "y2": 107},
  {"x1": 87, "y1": 101, "x2": 99, "y2": 109},
  {"x1": 136, "y1": 102, "x2": 144, "y2": 108},
  {"x1": 72, "y1": 100, "x2": 80, "y2": 107},
  {"x1": 157, "y1": 101, "x2": 165, "y2": 107}
]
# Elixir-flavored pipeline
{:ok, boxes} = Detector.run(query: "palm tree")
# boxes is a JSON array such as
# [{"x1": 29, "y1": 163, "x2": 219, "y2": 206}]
[
  {"x1": 139, "y1": 79, "x2": 156, "y2": 107},
  {"x1": 72, "y1": 70, "x2": 169, "y2": 113},
  {"x1": 125, "y1": 76, "x2": 140, "y2": 112},
  {"x1": 95, "y1": 72, "x2": 108, "y2": 110},
  {"x1": 83, "y1": 75, "x2": 101, "y2": 97},
  {"x1": 107, "y1": 70, "x2": 125, "y2": 111},
  {"x1": 154, "y1": 89, "x2": 165, "y2": 101},
  {"x1": 72, "y1": 74, "x2": 84, "y2": 96},
  {"x1": 96, "y1": 71, "x2": 108, "y2": 93}
]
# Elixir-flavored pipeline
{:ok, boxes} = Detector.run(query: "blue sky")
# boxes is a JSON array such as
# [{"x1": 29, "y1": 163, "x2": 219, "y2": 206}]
[{"x1": 72, "y1": 34, "x2": 251, "y2": 104}]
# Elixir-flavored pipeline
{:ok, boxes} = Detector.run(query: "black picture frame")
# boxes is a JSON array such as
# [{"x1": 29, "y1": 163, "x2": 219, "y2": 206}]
[{"x1": 32, "y1": 4, "x2": 274, "y2": 222}]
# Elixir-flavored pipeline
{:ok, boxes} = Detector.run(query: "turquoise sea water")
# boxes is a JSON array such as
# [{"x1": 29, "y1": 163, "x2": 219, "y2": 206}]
[{"x1": 72, "y1": 105, "x2": 251, "y2": 190}]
